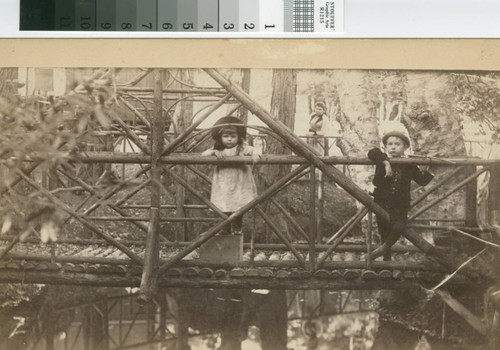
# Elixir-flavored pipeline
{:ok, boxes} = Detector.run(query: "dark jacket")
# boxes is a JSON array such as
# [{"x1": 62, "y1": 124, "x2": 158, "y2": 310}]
[{"x1": 368, "y1": 148, "x2": 434, "y2": 207}]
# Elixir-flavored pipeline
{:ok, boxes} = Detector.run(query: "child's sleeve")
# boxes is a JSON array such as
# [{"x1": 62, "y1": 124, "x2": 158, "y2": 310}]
[
  {"x1": 411, "y1": 166, "x2": 434, "y2": 186},
  {"x1": 201, "y1": 148, "x2": 216, "y2": 156},
  {"x1": 368, "y1": 148, "x2": 388, "y2": 164},
  {"x1": 243, "y1": 145, "x2": 261, "y2": 156}
]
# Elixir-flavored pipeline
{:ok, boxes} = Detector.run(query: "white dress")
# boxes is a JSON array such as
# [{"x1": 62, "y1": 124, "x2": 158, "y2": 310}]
[{"x1": 209, "y1": 145, "x2": 258, "y2": 212}]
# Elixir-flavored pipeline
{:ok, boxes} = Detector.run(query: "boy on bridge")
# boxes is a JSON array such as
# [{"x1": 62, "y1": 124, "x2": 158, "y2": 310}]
[{"x1": 369, "y1": 130, "x2": 434, "y2": 261}]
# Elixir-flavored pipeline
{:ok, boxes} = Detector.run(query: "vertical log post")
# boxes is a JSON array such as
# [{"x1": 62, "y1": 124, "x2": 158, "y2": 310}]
[
  {"x1": 317, "y1": 137, "x2": 328, "y2": 242},
  {"x1": 489, "y1": 165, "x2": 500, "y2": 241},
  {"x1": 465, "y1": 165, "x2": 478, "y2": 227},
  {"x1": 175, "y1": 69, "x2": 192, "y2": 241},
  {"x1": 138, "y1": 69, "x2": 165, "y2": 304},
  {"x1": 309, "y1": 165, "x2": 317, "y2": 271},
  {"x1": 366, "y1": 211, "x2": 373, "y2": 268}
]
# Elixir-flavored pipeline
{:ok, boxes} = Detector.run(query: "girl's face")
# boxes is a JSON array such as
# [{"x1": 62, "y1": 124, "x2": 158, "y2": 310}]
[
  {"x1": 221, "y1": 129, "x2": 239, "y2": 148},
  {"x1": 314, "y1": 106, "x2": 325, "y2": 115},
  {"x1": 385, "y1": 136, "x2": 408, "y2": 157}
]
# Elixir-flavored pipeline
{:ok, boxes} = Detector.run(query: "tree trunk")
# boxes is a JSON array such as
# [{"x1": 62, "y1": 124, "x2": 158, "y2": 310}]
[
  {"x1": 219, "y1": 290, "x2": 243, "y2": 350},
  {"x1": 259, "y1": 69, "x2": 297, "y2": 242},
  {"x1": 238, "y1": 69, "x2": 251, "y2": 124},
  {"x1": 173, "y1": 69, "x2": 194, "y2": 241},
  {"x1": 404, "y1": 72, "x2": 466, "y2": 157}
]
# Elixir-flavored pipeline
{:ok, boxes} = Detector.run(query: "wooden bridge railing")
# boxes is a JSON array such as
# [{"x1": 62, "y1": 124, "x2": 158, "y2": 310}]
[{"x1": 2, "y1": 149, "x2": 497, "y2": 291}]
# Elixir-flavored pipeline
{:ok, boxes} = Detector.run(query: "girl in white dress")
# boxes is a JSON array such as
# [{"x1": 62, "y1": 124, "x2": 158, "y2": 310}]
[{"x1": 202, "y1": 116, "x2": 261, "y2": 235}]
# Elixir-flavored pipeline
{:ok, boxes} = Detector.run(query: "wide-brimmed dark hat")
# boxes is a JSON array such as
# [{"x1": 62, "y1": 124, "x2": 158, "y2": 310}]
[
  {"x1": 382, "y1": 131, "x2": 410, "y2": 146},
  {"x1": 211, "y1": 116, "x2": 247, "y2": 140}
]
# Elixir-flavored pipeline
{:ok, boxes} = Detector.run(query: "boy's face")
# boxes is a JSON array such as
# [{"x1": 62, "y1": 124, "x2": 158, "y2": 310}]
[
  {"x1": 314, "y1": 106, "x2": 325, "y2": 115},
  {"x1": 384, "y1": 136, "x2": 408, "y2": 157},
  {"x1": 221, "y1": 129, "x2": 239, "y2": 148}
]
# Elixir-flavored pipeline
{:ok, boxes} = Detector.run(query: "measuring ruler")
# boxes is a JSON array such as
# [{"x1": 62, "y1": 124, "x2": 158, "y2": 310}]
[{"x1": 20, "y1": 0, "x2": 343, "y2": 33}]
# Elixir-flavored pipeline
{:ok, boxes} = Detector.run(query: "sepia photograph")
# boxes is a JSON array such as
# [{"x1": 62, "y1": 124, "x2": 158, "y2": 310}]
[{"x1": 0, "y1": 40, "x2": 499, "y2": 350}]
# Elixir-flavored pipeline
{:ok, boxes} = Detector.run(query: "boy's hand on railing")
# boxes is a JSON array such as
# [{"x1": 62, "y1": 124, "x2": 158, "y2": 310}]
[
  {"x1": 420, "y1": 165, "x2": 430, "y2": 172},
  {"x1": 383, "y1": 160, "x2": 393, "y2": 178}
]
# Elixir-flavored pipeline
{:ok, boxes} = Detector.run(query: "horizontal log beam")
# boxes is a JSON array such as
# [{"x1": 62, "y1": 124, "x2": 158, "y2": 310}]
[
  {"x1": 0, "y1": 237, "x2": 420, "y2": 253},
  {"x1": 117, "y1": 87, "x2": 228, "y2": 95},
  {"x1": 0, "y1": 270, "x2": 433, "y2": 290},
  {"x1": 408, "y1": 224, "x2": 492, "y2": 233},
  {"x1": 24, "y1": 152, "x2": 499, "y2": 166},
  {"x1": 83, "y1": 216, "x2": 220, "y2": 222},
  {"x1": 2, "y1": 253, "x2": 445, "y2": 271}
]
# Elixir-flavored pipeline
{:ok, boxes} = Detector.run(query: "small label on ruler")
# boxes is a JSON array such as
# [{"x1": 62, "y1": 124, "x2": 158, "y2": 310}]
[{"x1": 314, "y1": 0, "x2": 343, "y2": 32}]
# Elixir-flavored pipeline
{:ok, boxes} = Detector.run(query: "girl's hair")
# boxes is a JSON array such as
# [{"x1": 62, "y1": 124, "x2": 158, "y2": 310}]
[{"x1": 211, "y1": 116, "x2": 247, "y2": 151}]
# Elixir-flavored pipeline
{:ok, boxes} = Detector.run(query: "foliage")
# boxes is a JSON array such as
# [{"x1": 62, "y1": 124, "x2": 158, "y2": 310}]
[
  {"x1": 451, "y1": 72, "x2": 500, "y2": 140},
  {"x1": 0, "y1": 69, "x2": 115, "y2": 241}
]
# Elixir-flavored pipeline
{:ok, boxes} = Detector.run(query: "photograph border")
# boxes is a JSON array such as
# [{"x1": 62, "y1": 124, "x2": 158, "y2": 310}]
[{"x1": 0, "y1": 39, "x2": 499, "y2": 71}]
